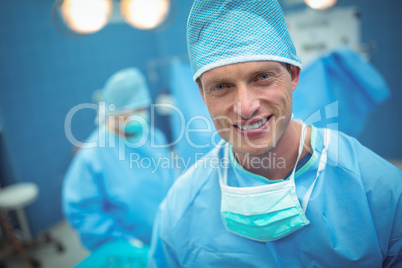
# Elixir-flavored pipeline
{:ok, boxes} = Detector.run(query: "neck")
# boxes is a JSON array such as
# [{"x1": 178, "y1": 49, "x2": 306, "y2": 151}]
[{"x1": 233, "y1": 120, "x2": 311, "y2": 181}]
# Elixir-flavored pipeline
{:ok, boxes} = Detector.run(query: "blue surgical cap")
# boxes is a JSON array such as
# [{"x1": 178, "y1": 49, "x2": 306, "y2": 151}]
[
  {"x1": 102, "y1": 67, "x2": 151, "y2": 113},
  {"x1": 187, "y1": 0, "x2": 302, "y2": 81}
]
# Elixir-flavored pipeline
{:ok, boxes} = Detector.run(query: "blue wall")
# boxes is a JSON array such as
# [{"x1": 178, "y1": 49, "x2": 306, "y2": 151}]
[
  {"x1": 0, "y1": 0, "x2": 401, "y2": 235},
  {"x1": 344, "y1": 0, "x2": 402, "y2": 157}
]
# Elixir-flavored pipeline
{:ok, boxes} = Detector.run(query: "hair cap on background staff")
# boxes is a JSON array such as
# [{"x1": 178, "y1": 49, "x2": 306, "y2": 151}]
[{"x1": 102, "y1": 67, "x2": 151, "y2": 114}]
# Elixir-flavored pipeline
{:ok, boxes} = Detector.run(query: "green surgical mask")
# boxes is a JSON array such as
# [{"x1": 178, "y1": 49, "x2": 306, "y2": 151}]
[{"x1": 121, "y1": 111, "x2": 149, "y2": 137}]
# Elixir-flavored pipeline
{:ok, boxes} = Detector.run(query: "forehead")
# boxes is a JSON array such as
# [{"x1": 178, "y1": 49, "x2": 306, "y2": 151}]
[{"x1": 200, "y1": 61, "x2": 285, "y2": 84}]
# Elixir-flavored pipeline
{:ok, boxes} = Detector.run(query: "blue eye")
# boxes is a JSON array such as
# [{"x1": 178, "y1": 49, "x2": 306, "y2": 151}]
[
  {"x1": 215, "y1": 84, "x2": 226, "y2": 91},
  {"x1": 258, "y1": 74, "x2": 270, "y2": 80},
  {"x1": 209, "y1": 83, "x2": 229, "y2": 96}
]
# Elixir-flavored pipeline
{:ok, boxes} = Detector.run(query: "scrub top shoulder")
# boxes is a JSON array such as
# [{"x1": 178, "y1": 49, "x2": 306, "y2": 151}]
[{"x1": 149, "y1": 126, "x2": 402, "y2": 268}]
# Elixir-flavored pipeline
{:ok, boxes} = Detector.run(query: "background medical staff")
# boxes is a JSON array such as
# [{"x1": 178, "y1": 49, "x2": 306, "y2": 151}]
[{"x1": 62, "y1": 67, "x2": 175, "y2": 251}]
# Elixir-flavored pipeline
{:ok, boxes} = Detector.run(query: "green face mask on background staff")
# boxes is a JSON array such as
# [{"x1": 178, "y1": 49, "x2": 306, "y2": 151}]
[{"x1": 122, "y1": 111, "x2": 149, "y2": 137}]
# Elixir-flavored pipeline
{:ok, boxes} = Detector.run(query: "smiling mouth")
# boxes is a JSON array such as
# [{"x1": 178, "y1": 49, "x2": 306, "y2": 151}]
[{"x1": 236, "y1": 116, "x2": 271, "y2": 130}]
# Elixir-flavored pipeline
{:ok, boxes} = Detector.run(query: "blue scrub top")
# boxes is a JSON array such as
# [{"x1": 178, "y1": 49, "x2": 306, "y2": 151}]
[
  {"x1": 149, "y1": 125, "x2": 402, "y2": 267},
  {"x1": 63, "y1": 126, "x2": 175, "y2": 251}
]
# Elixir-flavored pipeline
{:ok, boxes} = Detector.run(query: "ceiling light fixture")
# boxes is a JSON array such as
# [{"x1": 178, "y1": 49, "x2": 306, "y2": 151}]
[
  {"x1": 61, "y1": 0, "x2": 113, "y2": 34},
  {"x1": 120, "y1": 0, "x2": 170, "y2": 30},
  {"x1": 304, "y1": 0, "x2": 337, "y2": 10}
]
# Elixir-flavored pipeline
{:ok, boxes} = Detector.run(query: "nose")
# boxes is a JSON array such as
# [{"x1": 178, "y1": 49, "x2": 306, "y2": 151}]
[{"x1": 233, "y1": 85, "x2": 260, "y2": 119}]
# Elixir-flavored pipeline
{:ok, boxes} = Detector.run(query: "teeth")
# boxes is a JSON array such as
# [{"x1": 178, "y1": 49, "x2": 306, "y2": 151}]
[{"x1": 238, "y1": 118, "x2": 268, "y2": 130}]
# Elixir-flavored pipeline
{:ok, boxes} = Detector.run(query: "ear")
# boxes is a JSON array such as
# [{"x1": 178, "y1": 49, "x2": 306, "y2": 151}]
[{"x1": 290, "y1": 65, "x2": 301, "y2": 92}]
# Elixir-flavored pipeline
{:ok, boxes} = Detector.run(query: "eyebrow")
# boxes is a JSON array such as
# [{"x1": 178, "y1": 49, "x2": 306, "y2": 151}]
[
  {"x1": 201, "y1": 62, "x2": 284, "y2": 88},
  {"x1": 202, "y1": 77, "x2": 228, "y2": 89},
  {"x1": 254, "y1": 64, "x2": 283, "y2": 74}
]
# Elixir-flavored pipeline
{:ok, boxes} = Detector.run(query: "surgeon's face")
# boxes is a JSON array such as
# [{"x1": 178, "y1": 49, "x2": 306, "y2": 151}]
[{"x1": 198, "y1": 61, "x2": 300, "y2": 156}]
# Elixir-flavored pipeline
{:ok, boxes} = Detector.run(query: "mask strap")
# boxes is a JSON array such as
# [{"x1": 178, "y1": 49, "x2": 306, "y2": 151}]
[
  {"x1": 301, "y1": 128, "x2": 331, "y2": 211},
  {"x1": 217, "y1": 141, "x2": 229, "y2": 186},
  {"x1": 289, "y1": 123, "x2": 308, "y2": 183}
]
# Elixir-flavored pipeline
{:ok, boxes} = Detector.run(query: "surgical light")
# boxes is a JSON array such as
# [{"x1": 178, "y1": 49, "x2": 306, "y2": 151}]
[
  {"x1": 304, "y1": 0, "x2": 337, "y2": 10},
  {"x1": 61, "y1": 0, "x2": 112, "y2": 34},
  {"x1": 120, "y1": 0, "x2": 170, "y2": 30}
]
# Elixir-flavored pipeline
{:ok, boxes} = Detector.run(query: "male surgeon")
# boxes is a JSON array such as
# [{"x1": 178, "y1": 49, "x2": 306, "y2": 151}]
[{"x1": 149, "y1": 0, "x2": 402, "y2": 267}]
